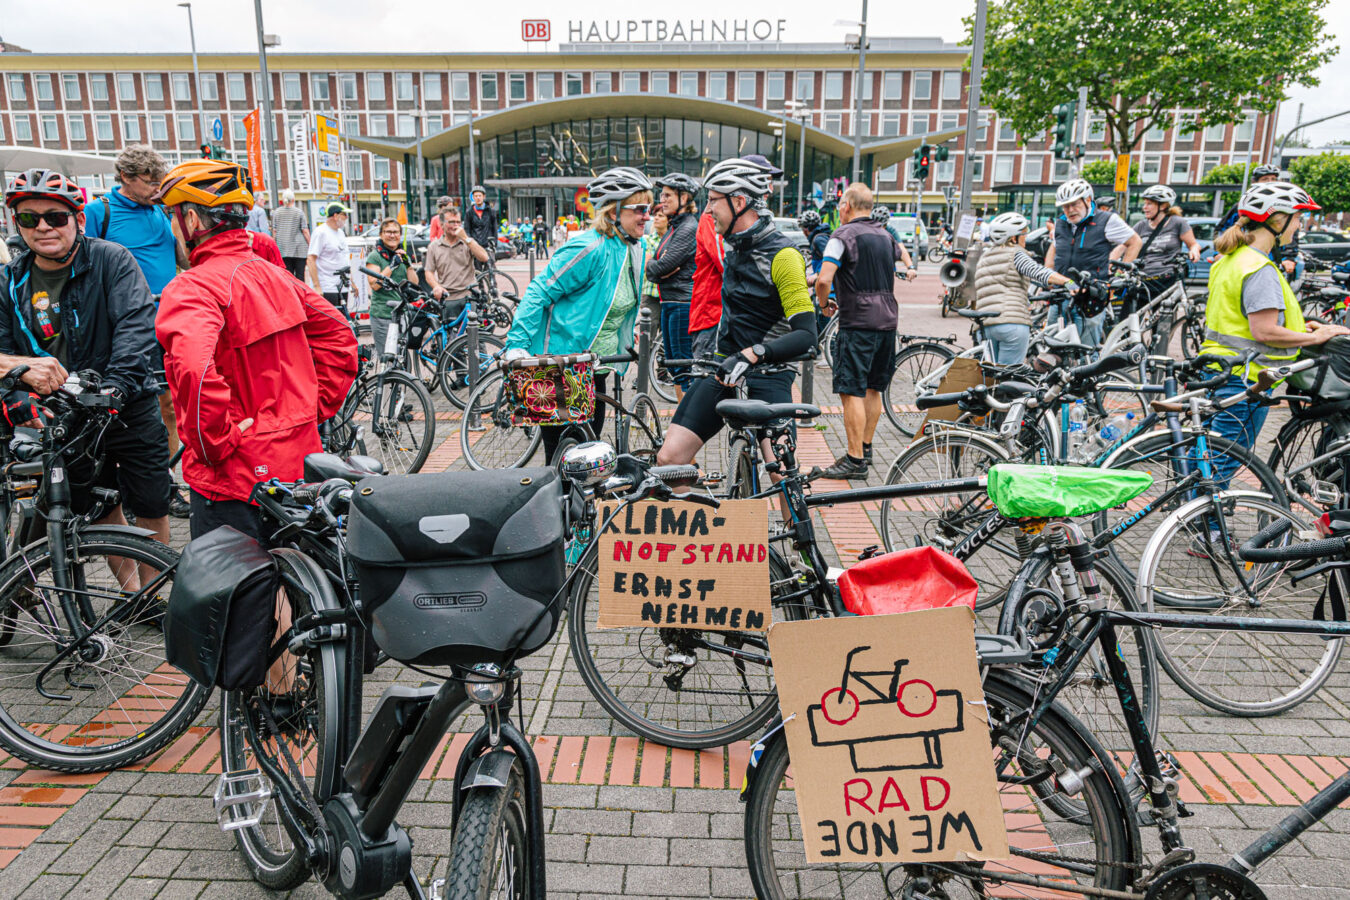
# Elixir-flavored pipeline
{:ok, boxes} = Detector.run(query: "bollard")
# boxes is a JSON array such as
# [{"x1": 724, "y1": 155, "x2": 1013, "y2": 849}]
[
  {"x1": 528, "y1": 246, "x2": 536, "y2": 283},
  {"x1": 801, "y1": 357, "x2": 814, "y2": 410},
  {"x1": 635, "y1": 306, "x2": 652, "y2": 395},
  {"x1": 466, "y1": 304, "x2": 484, "y2": 432}
]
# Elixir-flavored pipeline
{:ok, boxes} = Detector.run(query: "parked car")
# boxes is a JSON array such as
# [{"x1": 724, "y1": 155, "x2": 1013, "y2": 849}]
[
  {"x1": 887, "y1": 215, "x2": 928, "y2": 260},
  {"x1": 356, "y1": 222, "x2": 431, "y2": 259},
  {"x1": 772, "y1": 217, "x2": 812, "y2": 259},
  {"x1": 1299, "y1": 230, "x2": 1350, "y2": 265},
  {"x1": 1185, "y1": 217, "x2": 1222, "y2": 283}
]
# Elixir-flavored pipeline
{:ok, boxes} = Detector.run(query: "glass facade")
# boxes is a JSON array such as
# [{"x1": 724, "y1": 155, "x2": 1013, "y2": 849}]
[{"x1": 401, "y1": 115, "x2": 864, "y2": 219}]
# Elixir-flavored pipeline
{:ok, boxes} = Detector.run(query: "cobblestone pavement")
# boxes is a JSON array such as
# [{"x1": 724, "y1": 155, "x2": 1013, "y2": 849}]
[{"x1": 1, "y1": 261, "x2": 1348, "y2": 897}]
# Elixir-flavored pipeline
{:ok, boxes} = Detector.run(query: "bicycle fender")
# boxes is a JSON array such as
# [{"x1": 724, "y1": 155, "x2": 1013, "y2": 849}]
[
  {"x1": 77, "y1": 523, "x2": 159, "y2": 541},
  {"x1": 1133, "y1": 489, "x2": 1280, "y2": 602},
  {"x1": 1097, "y1": 427, "x2": 1228, "y2": 469},
  {"x1": 459, "y1": 748, "x2": 517, "y2": 791},
  {"x1": 738, "y1": 722, "x2": 786, "y2": 803},
  {"x1": 270, "y1": 548, "x2": 344, "y2": 614}
]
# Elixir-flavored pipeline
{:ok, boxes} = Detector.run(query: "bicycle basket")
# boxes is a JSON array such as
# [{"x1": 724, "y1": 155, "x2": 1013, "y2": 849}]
[
  {"x1": 164, "y1": 526, "x2": 279, "y2": 691},
  {"x1": 345, "y1": 467, "x2": 566, "y2": 667},
  {"x1": 1289, "y1": 336, "x2": 1350, "y2": 401},
  {"x1": 838, "y1": 546, "x2": 979, "y2": 616},
  {"x1": 504, "y1": 352, "x2": 596, "y2": 427}
]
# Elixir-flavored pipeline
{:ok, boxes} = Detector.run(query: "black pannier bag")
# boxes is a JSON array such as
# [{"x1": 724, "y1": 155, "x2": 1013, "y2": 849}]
[
  {"x1": 1290, "y1": 335, "x2": 1350, "y2": 401},
  {"x1": 164, "y1": 526, "x2": 279, "y2": 691},
  {"x1": 403, "y1": 304, "x2": 435, "y2": 351},
  {"x1": 345, "y1": 467, "x2": 566, "y2": 667}
]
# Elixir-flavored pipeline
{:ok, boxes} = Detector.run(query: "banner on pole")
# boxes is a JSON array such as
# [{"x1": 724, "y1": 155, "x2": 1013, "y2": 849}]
[
  {"x1": 315, "y1": 113, "x2": 344, "y2": 195},
  {"x1": 290, "y1": 119, "x2": 313, "y2": 193},
  {"x1": 243, "y1": 108, "x2": 264, "y2": 194}
]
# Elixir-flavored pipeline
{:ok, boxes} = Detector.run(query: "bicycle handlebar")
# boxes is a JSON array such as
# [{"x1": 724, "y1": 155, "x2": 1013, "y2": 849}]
[
  {"x1": 1067, "y1": 344, "x2": 1145, "y2": 382},
  {"x1": 1240, "y1": 519, "x2": 1349, "y2": 563},
  {"x1": 915, "y1": 390, "x2": 975, "y2": 410}
]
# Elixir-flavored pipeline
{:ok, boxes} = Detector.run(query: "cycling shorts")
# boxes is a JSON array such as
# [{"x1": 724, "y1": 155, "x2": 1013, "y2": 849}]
[{"x1": 670, "y1": 369, "x2": 795, "y2": 443}]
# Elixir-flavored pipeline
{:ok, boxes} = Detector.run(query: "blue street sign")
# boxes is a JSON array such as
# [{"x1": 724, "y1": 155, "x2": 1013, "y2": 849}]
[{"x1": 211, "y1": 117, "x2": 224, "y2": 141}]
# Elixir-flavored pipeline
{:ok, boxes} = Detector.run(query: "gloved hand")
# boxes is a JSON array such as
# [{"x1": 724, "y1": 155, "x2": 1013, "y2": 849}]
[
  {"x1": 500, "y1": 347, "x2": 530, "y2": 370},
  {"x1": 716, "y1": 352, "x2": 753, "y2": 387},
  {"x1": 1, "y1": 389, "x2": 48, "y2": 427}
]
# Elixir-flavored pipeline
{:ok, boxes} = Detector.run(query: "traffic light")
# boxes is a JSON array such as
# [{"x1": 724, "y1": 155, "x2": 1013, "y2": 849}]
[
  {"x1": 912, "y1": 143, "x2": 932, "y2": 182},
  {"x1": 200, "y1": 143, "x2": 226, "y2": 160},
  {"x1": 935, "y1": 145, "x2": 950, "y2": 162},
  {"x1": 381, "y1": 181, "x2": 389, "y2": 205},
  {"x1": 1053, "y1": 101, "x2": 1077, "y2": 159}
]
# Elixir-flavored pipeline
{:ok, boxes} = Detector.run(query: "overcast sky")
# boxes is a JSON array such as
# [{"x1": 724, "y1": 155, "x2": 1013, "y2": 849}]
[{"x1": 2, "y1": 0, "x2": 1345, "y2": 146}]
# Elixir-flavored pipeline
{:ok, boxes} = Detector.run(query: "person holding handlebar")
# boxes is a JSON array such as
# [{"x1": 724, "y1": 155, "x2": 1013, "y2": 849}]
[
  {"x1": 972, "y1": 211, "x2": 1077, "y2": 366},
  {"x1": 364, "y1": 217, "x2": 422, "y2": 359},
  {"x1": 1044, "y1": 178, "x2": 1141, "y2": 346}
]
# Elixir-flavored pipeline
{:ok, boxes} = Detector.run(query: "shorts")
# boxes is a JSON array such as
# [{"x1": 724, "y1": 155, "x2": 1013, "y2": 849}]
[
  {"x1": 150, "y1": 341, "x2": 168, "y2": 395},
  {"x1": 190, "y1": 490, "x2": 263, "y2": 542},
  {"x1": 832, "y1": 328, "x2": 897, "y2": 397},
  {"x1": 68, "y1": 395, "x2": 172, "y2": 519},
  {"x1": 671, "y1": 368, "x2": 795, "y2": 443},
  {"x1": 690, "y1": 327, "x2": 718, "y2": 364}
]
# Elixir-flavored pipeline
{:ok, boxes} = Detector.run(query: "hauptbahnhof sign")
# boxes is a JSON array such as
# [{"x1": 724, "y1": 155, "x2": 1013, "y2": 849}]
[{"x1": 565, "y1": 19, "x2": 788, "y2": 43}]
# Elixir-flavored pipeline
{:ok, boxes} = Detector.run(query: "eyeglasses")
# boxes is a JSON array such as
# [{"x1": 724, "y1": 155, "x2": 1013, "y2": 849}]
[
  {"x1": 127, "y1": 173, "x2": 162, "y2": 187},
  {"x1": 620, "y1": 203, "x2": 652, "y2": 215},
  {"x1": 15, "y1": 210, "x2": 75, "y2": 229}
]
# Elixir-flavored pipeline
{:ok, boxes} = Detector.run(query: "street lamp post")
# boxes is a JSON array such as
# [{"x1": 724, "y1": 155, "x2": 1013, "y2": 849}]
[
  {"x1": 467, "y1": 110, "x2": 477, "y2": 193},
  {"x1": 851, "y1": 0, "x2": 869, "y2": 182},
  {"x1": 957, "y1": 0, "x2": 987, "y2": 249},
  {"x1": 796, "y1": 109, "x2": 808, "y2": 215},
  {"x1": 772, "y1": 120, "x2": 786, "y2": 215},
  {"x1": 177, "y1": 3, "x2": 204, "y2": 144},
  {"x1": 251, "y1": 0, "x2": 281, "y2": 209},
  {"x1": 414, "y1": 85, "x2": 427, "y2": 223}
]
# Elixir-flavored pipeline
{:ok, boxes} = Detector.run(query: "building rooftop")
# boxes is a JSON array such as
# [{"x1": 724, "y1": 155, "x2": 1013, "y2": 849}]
[{"x1": 557, "y1": 37, "x2": 967, "y2": 54}]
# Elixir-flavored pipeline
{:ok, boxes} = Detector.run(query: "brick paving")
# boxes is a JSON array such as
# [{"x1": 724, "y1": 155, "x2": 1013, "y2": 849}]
[{"x1": 1, "y1": 261, "x2": 1349, "y2": 897}]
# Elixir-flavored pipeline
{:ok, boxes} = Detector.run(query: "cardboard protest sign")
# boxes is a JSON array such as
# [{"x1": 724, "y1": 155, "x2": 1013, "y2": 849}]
[
  {"x1": 767, "y1": 606, "x2": 1008, "y2": 864},
  {"x1": 922, "y1": 355, "x2": 992, "y2": 425},
  {"x1": 597, "y1": 499, "x2": 770, "y2": 631}
]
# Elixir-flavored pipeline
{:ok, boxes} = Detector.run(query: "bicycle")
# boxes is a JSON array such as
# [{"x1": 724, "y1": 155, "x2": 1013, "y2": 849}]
[{"x1": 0, "y1": 368, "x2": 206, "y2": 773}]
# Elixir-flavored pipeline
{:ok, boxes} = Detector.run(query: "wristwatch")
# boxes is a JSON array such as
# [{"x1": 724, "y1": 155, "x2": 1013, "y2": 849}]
[{"x1": 751, "y1": 343, "x2": 768, "y2": 361}]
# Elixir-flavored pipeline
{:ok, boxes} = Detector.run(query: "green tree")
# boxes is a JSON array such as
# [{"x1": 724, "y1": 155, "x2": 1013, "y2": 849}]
[
  {"x1": 1079, "y1": 158, "x2": 1138, "y2": 185},
  {"x1": 1289, "y1": 152, "x2": 1350, "y2": 214},
  {"x1": 970, "y1": 0, "x2": 1337, "y2": 156},
  {"x1": 1200, "y1": 162, "x2": 1258, "y2": 186}
]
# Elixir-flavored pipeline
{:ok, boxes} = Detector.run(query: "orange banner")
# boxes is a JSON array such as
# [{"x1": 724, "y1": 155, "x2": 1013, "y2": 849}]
[{"x1": 243, "y1": 108, "x2": 264, "y2": 194}]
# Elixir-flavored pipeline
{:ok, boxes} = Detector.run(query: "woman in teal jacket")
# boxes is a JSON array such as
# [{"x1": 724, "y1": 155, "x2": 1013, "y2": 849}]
[{"x1": 504, "y1": 166, "x2": 653, "y2": 460}]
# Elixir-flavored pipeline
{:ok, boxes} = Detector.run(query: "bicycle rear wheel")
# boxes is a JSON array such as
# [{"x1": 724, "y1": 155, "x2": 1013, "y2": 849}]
[
  {"x1": 459, "y1": 373, "x2": 543, "y2": 470},
  {"x1": 622, "y1": 393, "x2": 664, "y2": 462},
  {"x1": 437, "y1": 333, "x2": 506, "y2": 411},
  {"x1": 346, "y1": 370, "x2": 436, "y2": 474},
  {"x1": 883, "y1": 341, "x2": 957, "y2": 437},
  {"x1": 648, "y1": 338, "x2": 679, "y2": 404},
  {"x1": 0, "y1": 532, "x2": 209, "y2": 773}
]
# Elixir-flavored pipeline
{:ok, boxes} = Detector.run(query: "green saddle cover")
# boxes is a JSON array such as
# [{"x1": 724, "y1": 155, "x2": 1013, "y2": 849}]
[{"x1": 986, "y1": 464, "x2": 1153, "y2": 519}]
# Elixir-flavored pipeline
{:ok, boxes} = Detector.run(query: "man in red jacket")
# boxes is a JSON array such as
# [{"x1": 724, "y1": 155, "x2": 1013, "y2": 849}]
[
  {"x1": 688, "y1": 210, "x2": 725, "y2": 366},
  {"x1": 154, "y1": 159, "x2": 358, "y2": 539}
]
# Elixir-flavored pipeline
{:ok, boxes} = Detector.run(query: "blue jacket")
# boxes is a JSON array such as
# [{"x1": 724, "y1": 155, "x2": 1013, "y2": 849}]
[
  {"x1": 506, "y1": 229, "x2": 645, "y2": 366},
  {"x1": 83, "y1": 187, "x2": 178, "y2": 295}
]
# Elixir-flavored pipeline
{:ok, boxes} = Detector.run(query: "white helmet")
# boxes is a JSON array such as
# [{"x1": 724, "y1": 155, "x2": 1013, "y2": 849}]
[
  {"x1": 587, "y1": 167, "x2": 653, "y2": 207},
  {"x1": 987, "y1": 211, "x2": 1029, "y2": 245},
  {"x1": 1055, "y1": 179, "x2": 1094, "y2": 208},
  {"x1": 1238, "y1": 181, "x2": 1320, "y2": 223},
  {"x1": 702, "y1": 157, "x2": 776, "y2": 198},
  {"x1": 1140, "y1": 184, "x2": 1177, "y2": 205}
]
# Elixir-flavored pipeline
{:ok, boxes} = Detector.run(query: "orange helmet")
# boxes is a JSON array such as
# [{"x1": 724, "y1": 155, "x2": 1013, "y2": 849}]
[{"x1": 153, "y1": 158, "x2": 254, "y2": 209}]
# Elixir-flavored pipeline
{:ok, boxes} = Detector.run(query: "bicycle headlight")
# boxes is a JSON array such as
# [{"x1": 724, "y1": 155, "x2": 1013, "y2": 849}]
[{"x1": 464, "y1": 664, "x2": 506, "y2": 706}]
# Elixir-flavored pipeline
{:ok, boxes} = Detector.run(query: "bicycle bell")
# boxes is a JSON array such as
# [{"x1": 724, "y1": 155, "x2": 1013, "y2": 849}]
[{"x1": 560, "y1": 441, "x2": 617, "y2": 486}]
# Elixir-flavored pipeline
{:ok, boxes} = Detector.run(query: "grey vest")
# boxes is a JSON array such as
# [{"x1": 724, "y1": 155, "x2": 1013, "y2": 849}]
[
  {"x1": 974, "y1": 244, "x2": 1032, "y2": 328},
  {"x1": 1053, "y1": 210, "x2": 1117, "y2": 279}
]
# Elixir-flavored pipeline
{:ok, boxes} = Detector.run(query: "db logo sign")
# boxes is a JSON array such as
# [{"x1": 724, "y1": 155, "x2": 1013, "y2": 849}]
[{"x1": 521, "y1": 19, "x2": 550, "y2": 42}]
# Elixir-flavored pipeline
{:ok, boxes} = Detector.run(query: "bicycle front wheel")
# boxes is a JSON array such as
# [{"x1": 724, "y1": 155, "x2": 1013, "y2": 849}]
[
  {"x1": 445, "y1": 762, "x2": 532, "y2": 900},
  {"x1": 459, "y1": 373, "x2": 542, "y2": 470},
  {"x1": 883, "y1": 341, "x2": 957, "y2": 437},
  {"x1": 1138, "y1": 494, "x2": 1342, "y2": 716},
  {"x1": 622, "y1": 393, "x2": 664, "y2": 462},
  {"x1": 437, "y1": 333, "x2": 506, "y2": 411},
  {"x1": 0, "y1": 532, "x2": 209, "y2": 773},
  {"x1": 347, "y1": 370, "x2": 436, "y2": 474},
  {"x1": 743, "y1": 670, "x2": 1135, "y2": 900},
  {"x1": 648, "y1": 338, "x2": 679, "y2": 404}
]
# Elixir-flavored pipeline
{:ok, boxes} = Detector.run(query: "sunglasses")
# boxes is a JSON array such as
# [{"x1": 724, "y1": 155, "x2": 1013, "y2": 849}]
[
  {"x1": 620, "y1": 203, "x2": 653, "y2": 215},
  {"x1": 15, "y1": 210, "x2": 75, "y2": 229}
]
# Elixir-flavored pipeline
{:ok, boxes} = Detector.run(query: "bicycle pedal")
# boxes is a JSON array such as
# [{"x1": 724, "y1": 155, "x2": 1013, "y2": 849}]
[
  {"x1": 429, "y1": 877, "x2": 446, "y2": 900},
  {"x1": 213, "y1": 769, "x2": 273, "y2": 832},
  {"x1": 1311, "y1": 480, "x2": 1341, "y2": 506}
]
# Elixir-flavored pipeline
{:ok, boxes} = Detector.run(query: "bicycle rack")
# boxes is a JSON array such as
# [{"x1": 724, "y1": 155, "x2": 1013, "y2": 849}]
[{"x1": 213, "y1": 769, "x2": 273, "y2": 832}]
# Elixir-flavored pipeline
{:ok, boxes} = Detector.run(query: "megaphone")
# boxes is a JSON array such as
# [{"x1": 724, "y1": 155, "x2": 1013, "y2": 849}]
[{"x1": 939, "y1": 257, "x2": 968, "y2": 288}]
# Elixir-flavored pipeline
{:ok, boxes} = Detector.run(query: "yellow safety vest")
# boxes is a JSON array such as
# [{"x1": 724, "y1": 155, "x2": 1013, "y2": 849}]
[{"x1": 1200, "y1": 244, "x2": 1303, "y2": 373}]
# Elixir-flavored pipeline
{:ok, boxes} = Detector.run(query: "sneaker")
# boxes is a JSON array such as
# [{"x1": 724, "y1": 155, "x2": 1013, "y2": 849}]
[
  {"x1": 820, "y1": 454, "x2": 868, "y2": 480},
  {"x1": 168, "y1": 488, "x2": 191, "y2": 520}
]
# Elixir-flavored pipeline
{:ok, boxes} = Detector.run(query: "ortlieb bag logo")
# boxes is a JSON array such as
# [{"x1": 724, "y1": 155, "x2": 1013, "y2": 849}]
[{"x1": 414, "y1": 591, "x2": 487, "y2": 610}]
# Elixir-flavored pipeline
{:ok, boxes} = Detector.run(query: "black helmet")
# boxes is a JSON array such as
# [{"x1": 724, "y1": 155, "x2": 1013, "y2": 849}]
[
  {"x1": 798, "y1": 209, "x2": 822, "y2": 231},
  {"x1": 1094, "y1": 194, "x2": 1116, "y2": 208},
  {"x1": 654, "y1": 172, "x2": 701, "y2": 195},
  {"x1": 1252, "y1": 164, "x2": 1281, "y2": 179}
]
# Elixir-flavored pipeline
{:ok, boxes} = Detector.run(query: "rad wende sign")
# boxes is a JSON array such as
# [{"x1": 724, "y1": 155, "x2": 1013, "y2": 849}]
[{"x1": 566, "y1": 19, "x2": 787, "y2": 43}]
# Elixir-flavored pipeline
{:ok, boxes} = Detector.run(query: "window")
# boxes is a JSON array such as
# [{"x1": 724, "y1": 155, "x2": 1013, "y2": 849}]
[
  {"x1": 1145, "y1": 120, "x2": 1166, "y2": 142},
  {"x1": 227, "y1": 73, "x2": 246, "y2": 101},
  {"x1": 978, "y1": 112, "x2": 989, "y2": 142},
  {"x1": 941, "y1": 71, "x2": 961, "y2": 101},
  {"x1": 1171, "y1": 157, "x2": 1190, "y2": 182},
  {"x1": 565, "y1": 72, "x2": 583, "y2": 97},
  {"x1": 90, "y1": 74, "x2": 107, "y2": 101},
  {"x1": 698, "y1": 72, "x2": 722, "y2": 100},
  {"x1": 593, "y1": 72, "x2": 612, "y2": 93},
  {"x1": 122, "y1": 115, "x2": 140, "y2": 142},
  {"x1": 35, "y1": 74, "x2": 53, "y2": 102},
  {"x1": 95, "y1": 114, "x2": 112, "y2": 141},
  {"x1": 537, "y1": 73, "x2": 555, "y2": 100},
  {"x1": 1236, "y1": 113, "x2": 1256, "y2": 145},
  {"x1": 910, "y1": 113, "x2": 929, "y2": 134},
  {"x1": 737, "y1": 72, "x2": 756, "y2": 100},
  {"x1": 40, "y1": 115, "x2": 58, "y2": 142},
  {"x1": 479, "y1": 73, "x2": 497, "y2": 101},
  {"x1": 1087, "y1": 116, "x2": 1105, "y2": 141},
  {"x1": 451, "y1": 112, "x2": 469, "y2": 126},
  {"x1": 880, "y1": 114, "x2": 900, "y2": 137},
  {"x1": 509, "y1": 73, "x2": 528, "y2": 101},
  {"x1": 145, "y1": 75, "x2": 163, "y2": 102},
  {"x1": 937, "y1": 160, "x2": 956, "y2": 182},
  {"x1": 766, "y1": 71, "x2": 784, "y2": 101},
  {"x1": 367, "y1": 72, "x2": 385, "y2": 102},
  {"x1": 231, "y1": 115, "x2": 247, "y2": 141},
  {"x1": 795, "y1": 73, "x2": 813, "y2": 101},
  {"x1": 67, "y1": 115, "x2": 85, "y2": 142},
  {"x1": 1053, "y1": 159, "x2": 1072, "y2": 181},
  {"x1": 374, "y1": 157, "x2": 390, "y2": 183},
  {"x1": 149, "y1": 115, "x2": 168, "y2": 142},
  {"x1": 369, "y1": 115, "x2": 388, "y2": 137},
  {"x1": 996, "y1": 120, "x2": 1015, "y2": 142},
  {"x1": 1023, "y1": 156, "x2": 1044, "y2": 183},
  {"x1": 994, "y1": 156, "x2": 1014, "y2": 184},
  {"x1": 621, "y1": 71, "x2": 641, "y2": 94},
  {"x1": 397, "y1": 114, "x2": 415, "y2": 137},
  {"x1": 912, "y1": 71, "x2": 931, "y2": 100},
  {"x1": 176, "y1": 113, "x2": 195, "y2": 141},
  {"x1": 395, "y1": 72, "x2": 413, "y2": 101},
  {"x1": 311, "y1": 74, "x2": 330, "y2": 102},
  {"x1": 13, "y1": 115, "x2": 31, "y2": 143},
  {"x1": 882, "y1": 71, "x2": 902, "y2": 100},
  {"x1": 879, "y1": 163, "x2": 899, "y2": 183},
  {"x1": 823, "y1": 113, "x2": 843, "y2": 134},
  {"x1": 678, "y1": 72, "x2": 698, "y2": 97},
  {"x1": 451, "y1": 72, "x2": 470, "y2": 101},
  {"x1": 423, "y1": 75, "x2": 441, "y2": 103},
  {"x1": 6, "y1": 74, "x2": 24, "y2": 103},
  {"x1": 117, "y1": 73, "x2": 137, "y2": 101},
  {"x1": 825, "y1": 72, "x2": 844, "y2": 101},
  {"x1": 171, "y1": 72, "x2": 191, "y2": 102},
  {"x1": 939, "y1": 112, "x2": 960, "y2": 132},
  {"x1": 348, "y1": 155, "x2": 363, "y2": 183},
  {"x1": 343, "y1": 114, "x2": 360, "y2": 136},
  {"x1": 650, "y1": 71, "x2": 668, "y2": 95},
  {"x1": 970, "y1": 156, "x2": 984, "y2": 183},
  {"x1": 337, "y1": 73, "x2": 356, "y2": 102},
  {"x1": 199, "y1": 74, "x2": 217, "y2": 101},
  {"x1": 1202, "y1": 122, "x2": 1225, "y2": 142},
  {"x1": 1140, "y1": 156, "x2": 1161, "y2": 181},
  {"x1": 276, "y1": 73, "x2": 298, "y2": 102},
  {"x1": 63, "y1": 75, "x2": 83, "y2": 103}
]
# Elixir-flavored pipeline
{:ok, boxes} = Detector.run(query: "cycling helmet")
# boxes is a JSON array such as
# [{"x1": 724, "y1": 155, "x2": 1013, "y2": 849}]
[
  {"x1": 1054, "y1": 178, "x2": 1094, "y2": 208},
  {"x1": 5, "y1": 168, "x2": 84, "y2": 211},
  {"x1": 870, "y1": 205, "x2": 892, "y2": 224},
  {"x1": 653, "y1": 172, "x2": 701, "y2": 195},
  {"x1": 153, "y1": 159, "x2": 254, "y2": 210},
  {"x1": 1238, "y1": 181, "x2": 1320, "y2": 222},
  {"x1": 798, "y1": 209, "x2": 822, "y2": 231},
  {"x1": 1094, "y1": 194, "x2": 1116, "y2": 208},
  {"x1": 702, "y1": 157, "x2": 776, "y2": 198},
  {"x1": 1140, "y1": 184, "x2": 1177, "y2": 205},
  {"x1": 987, "y1": 211, "x2": 1029, "y2": 245},
  {"x1": 471, "y1": 184, "x2": 486, "y2": 194},
  {"x1": 1251, "y1": 164, "x2": 1281, "y2": 180},
  {"x1": 587, "y1": 166, "x2": 653, "y2": 207}
]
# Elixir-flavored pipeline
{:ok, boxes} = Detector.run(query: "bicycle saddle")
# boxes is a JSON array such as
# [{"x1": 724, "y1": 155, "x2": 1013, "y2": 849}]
[
  {"x1": 956, "y1": 309, "x2": 1000, "y2": 320},
  {"x1": 303, "y1": 452, "x2": 385, "y2": 484},
  {"x1": 991, "y1": 380, "x2": 1038, "y2": 401},
  {"x1": 715, "y1": 399, "x2": 820, "y2": 427},
  {"x1": 1040, "y1": 332, "x2": 1095, "y2": 353}
]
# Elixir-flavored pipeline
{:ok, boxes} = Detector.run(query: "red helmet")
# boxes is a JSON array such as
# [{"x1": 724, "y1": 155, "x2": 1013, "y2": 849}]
[{"x1": 5, "y1": 168, "x2": 84, "y2": 212}]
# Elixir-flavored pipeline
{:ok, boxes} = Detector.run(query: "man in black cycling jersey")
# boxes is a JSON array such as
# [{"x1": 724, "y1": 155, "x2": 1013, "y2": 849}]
[{"x1": 657, "y1": 157, "x2": 817, "y2": 467}]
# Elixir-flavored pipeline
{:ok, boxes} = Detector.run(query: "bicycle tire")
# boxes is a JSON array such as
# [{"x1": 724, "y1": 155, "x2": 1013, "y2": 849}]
[
  {"x1": 624, "y1": 393, "x2": 664, "y2": 462},
  {"x1": 1266, "y1": 414, "x2": 1350, "y2": 512},
  {"x1": 437, "y1": 333, "x2": 507, "y2": 411},
  {"x1": 218, "y1": 553, "x2": 340, "y2": 890},
  {"x1": 345, "y1": 370, "x2": 436, "y2": 475},
  {"x1": 459, "y1": 373, "x2": 542, "y2": 471},
  {"x1": 883, "y1": 341, "x2": 957, "y2": 436},
  {"x1": 648, "y1": 337, "x2": 679, "y2": 404},
  {"x1": 1138, "y1": 494, "x2": 1343, "y2": 717},
  {"x1": 743, "y1": 669, "x2": 1135, "y2": 900},
  {"x1": 490, "y1": 269, "x2": 519, "y2": 298},
  {"x1": 566, "y1": 543, "x2": 798, "y2": 749},
  {"x1": 445, "y1": 763, "x2": 531, "y2": 900},
  {"x1": 927, "y1": 244, "x2": 947, "y2": 264},
  {"x1": 0, "y1": 532, "x2": 209, "y2": 773},
  {"x1": 547, "y1": 424, "x2": 594, "y2": 468},
  {"x1": 408, "y1": 328, "x2": 449, "y2": 396}
]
